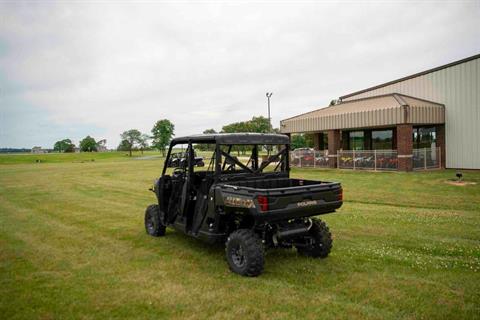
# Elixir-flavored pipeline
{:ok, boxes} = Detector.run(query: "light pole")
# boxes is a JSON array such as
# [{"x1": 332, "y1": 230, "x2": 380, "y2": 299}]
[{"x1": 266, "y1": 92, "x2": 273, "y2": 131}]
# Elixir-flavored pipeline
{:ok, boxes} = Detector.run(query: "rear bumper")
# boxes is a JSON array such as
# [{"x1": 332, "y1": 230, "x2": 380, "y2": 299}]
[{"x1": 252, "y1": 200, "x2": 342, "y2": 223}]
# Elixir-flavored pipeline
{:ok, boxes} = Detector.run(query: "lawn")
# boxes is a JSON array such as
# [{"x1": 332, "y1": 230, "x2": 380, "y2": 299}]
[
  {"x1": 0, "y1": 156, "x2": 479, "y2": 319},
  {"x1": 0, "y1": 151, "x2": 161, "y2": 165}
]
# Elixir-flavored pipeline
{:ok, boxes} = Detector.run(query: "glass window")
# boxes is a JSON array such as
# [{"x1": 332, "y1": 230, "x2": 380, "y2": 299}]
[
  {"x1": 322, "y1": 133, "x2": 328, "y2": 151},
  {"x1": 372, "y1": 130, "x2": 393, "y2": 150},
  {"x1": 413, "y1": 127, "x2": 436, "y2": 149},
  {"x1": 349, "y1": 131, "x2": 364, "y2": 150}
]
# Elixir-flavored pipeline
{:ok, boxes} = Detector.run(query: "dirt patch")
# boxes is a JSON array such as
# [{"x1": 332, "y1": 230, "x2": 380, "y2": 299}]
[{"x1": 445, "y1": 180, "x2": 477, "y2": 186}]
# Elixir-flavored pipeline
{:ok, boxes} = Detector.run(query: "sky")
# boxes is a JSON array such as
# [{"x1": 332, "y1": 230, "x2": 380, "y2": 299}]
[{"x1": 1, "y1": 0, "x2": 479, "y2": 149}]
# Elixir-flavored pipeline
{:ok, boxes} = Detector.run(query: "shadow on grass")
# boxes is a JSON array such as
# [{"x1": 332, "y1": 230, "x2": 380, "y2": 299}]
[{"x1": 141, "y1": 227, "x2": 334, "y2": 279}]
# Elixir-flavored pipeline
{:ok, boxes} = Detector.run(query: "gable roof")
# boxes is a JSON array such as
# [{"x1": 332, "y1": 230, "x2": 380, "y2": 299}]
[{"x1": 280, "y1": 93, "x2": 444, "y2": 133}]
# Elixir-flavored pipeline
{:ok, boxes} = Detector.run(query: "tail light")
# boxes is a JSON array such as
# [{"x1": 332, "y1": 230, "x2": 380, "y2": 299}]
[
  {"x1": 337, "y1": 188, "x2": 343, "y2": 201},
  {"x1": 257, "y1": 195, "x2": 269, "y2": 212}
]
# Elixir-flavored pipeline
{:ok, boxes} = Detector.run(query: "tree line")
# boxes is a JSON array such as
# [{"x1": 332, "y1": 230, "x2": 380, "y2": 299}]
[
  {"x1": 117, "y1": 119, "x2": 175, "y2": 156},
  {"x1": 51, "y1": 119, "x2": 174, "y2": 156},
  {"x1": 53, "y1": 137, "x2": 106, "y2": 153},
  {"x1": 52, "y1": 115, "x2": 311, "y2": 156},
  {"x1": 196, "y1": 116, "x2": 280, "y2": 155},
  {"x1": 118, "y1": 116, "x2": 277, "y2": 157},
  {"x1": 290, "y1": 134, "x2": 314, "y2": 149}
]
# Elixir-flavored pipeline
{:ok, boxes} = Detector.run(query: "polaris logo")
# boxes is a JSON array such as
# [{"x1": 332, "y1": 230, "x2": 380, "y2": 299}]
[{"x1": 297, "y1": 200, "x2": 318, "y2": 207}]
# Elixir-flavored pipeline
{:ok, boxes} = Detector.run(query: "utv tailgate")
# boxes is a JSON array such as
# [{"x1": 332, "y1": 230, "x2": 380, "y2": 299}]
[{"x1": 217, "y1": 179, "x2": 342, "y2": 223}]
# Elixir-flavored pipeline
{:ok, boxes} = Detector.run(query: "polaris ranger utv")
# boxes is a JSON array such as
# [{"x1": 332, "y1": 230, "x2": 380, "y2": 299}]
[{"x1": 145, "y1": 133, "x2": 342, "y2": 276}]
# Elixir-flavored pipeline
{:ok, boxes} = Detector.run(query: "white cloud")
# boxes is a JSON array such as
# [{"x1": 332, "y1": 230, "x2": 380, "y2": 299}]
[{"x1": 1, "y1": 0, "x2": 479, "y2": 148}]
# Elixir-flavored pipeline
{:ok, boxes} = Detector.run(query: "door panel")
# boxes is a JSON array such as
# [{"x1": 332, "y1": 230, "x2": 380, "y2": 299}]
[
  {"x1": 191, "y1": 178, "x2": 212, "y2": 235},
  {"x1": 166, "y1": 172, "x2": 186, "y2": 224}
]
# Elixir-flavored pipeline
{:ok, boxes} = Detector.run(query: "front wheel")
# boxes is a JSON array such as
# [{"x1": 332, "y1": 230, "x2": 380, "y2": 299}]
[
  {"x1": 144, "y1": 204, "x2": 166, "y2": 237},
  {"x1": 296, "y1": 219, "x2": 332, "y2": 258},
  {"x1": 225, "y1": 229, "x2": 265, "y2": 277}
]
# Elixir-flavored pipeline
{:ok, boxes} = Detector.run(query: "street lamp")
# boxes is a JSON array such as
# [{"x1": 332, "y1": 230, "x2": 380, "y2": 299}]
[{"x1": 266, "y1": 92, "x2": 273, "y2": 131}]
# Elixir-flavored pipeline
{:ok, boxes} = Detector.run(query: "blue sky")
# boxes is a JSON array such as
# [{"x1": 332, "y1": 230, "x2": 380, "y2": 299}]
[{"x1": 1, "y1": 1, "x2": 479, "y2": 149}]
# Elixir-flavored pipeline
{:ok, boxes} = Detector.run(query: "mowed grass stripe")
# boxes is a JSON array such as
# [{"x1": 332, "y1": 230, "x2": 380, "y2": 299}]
[
  {"x1": 1, "y1": 158, "x2": 479, "y2": 319},
  {"x1": 0, "y1": 195, "x2": 374, "y2": 319}
]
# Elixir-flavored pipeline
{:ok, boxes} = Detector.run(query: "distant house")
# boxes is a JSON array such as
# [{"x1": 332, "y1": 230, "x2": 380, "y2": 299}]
[
  {"x1": 31, "y1": 146, "x2": 47, "y2": 154},
  {"x1": 96, "y1": 139, "x2": 108, "y2": 152}
]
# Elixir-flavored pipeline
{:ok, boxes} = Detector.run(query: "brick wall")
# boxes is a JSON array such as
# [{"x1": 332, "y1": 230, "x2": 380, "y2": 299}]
[
  {"x1": 327, "y1": 130, "x2": 341, "y2": 168},
  {"x1": 397, "y1": 124, "x2": 413, "y2": 171}
]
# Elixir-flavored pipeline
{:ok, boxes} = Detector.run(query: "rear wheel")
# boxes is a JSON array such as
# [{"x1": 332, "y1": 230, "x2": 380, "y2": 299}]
[
  {"x1": 226, "y1": 229, "x2": 264, "y2": 277},
  {"x1": 296, "y1": 219, "x2": 332, "y2": 258},
  {"x1": 144, "y1": 204, "x2": 166, "y2": 237}
]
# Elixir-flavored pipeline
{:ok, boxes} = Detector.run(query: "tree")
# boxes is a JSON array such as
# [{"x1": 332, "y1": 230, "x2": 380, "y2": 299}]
[
  {"x1": 222, "y1": 121, "x2": 248, "y2": 134},
  {"x1": 79, "y1": 136, "x2": 97, "y2": 152},
  {"x1": 221, "y1": 116, "x2": 272, "y2": 155},
  {"x1": 290, "y1": 134, "x2": 314, "y2": 149},
  {"x1": 139, "y1": 134, "x2": 150, "y2": 155},
  {"x1": 222, "y1": 116, "x2": 271, "y2": 134},
  {"x1": 203, "y1": 128, "x2": 217, "y2": 134},
  {"x1": 53, "y1": 139, "x2": 75, "y2": 153},
  {"x1": 120, "y1": 129, "x2": 142, "y2": 156},
  {"x1": 305, "y1": 134, "x2": 314, "y2": 148},
  {"x1": 151, "y1": 119, "x2": 175, "y2": 156},
  {"x1": 197, "y1": 129, "x2": 217, "y2": 151},
  {"x1": 117, "y1": 139, "x2": 131, "y2": 152},
  {"x1": 222, "y1": 122, "x2": 249, "y2": 155},
  {"x1": 291, "y1": 134, "x2": 306, "y2": 149},
  {"x1": 247, "y1": 116, "x2": 271, "y2": 133}
]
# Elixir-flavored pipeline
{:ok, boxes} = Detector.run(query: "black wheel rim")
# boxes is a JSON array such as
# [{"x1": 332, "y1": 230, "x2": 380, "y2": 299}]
[
  {"x1": 230, "y1": 244, "x2": 246, "y2": 268},
  {"x1": 146, "y1": 213, "x2": 155, "y2": 233},
  {"x1": 305, "y1": 236, "x2": 321, "y2": 249}
]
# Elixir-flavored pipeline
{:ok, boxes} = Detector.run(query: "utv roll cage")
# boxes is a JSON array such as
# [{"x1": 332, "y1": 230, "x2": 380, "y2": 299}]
[{"x1": 161, "y1": 133, "x2": 291, "y2": 179}]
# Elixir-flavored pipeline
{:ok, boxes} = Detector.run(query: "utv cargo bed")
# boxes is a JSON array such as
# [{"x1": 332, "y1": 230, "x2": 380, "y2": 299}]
[{"x1": 217, "y1": 178, "x2": 342, "y2": 222}]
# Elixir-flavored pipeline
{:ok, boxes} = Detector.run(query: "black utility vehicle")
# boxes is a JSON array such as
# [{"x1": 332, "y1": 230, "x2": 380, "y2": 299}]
[{"x1": 145, "y1": 133, "x2": 342, "y2": 276}]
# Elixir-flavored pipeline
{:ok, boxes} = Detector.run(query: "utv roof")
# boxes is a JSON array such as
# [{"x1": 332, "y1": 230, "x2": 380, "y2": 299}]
[{"x1": 171, "y1": 133, "x2": 290, "y2": 145}]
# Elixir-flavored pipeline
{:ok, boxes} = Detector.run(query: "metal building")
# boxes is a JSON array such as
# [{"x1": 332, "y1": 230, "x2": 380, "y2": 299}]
[{"x1": 280, "y1": 54, "x2": 480, "y2": 170}]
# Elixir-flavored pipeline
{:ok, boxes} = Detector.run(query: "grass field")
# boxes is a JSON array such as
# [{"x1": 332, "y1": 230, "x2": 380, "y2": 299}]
[
  {"x1": 1, "y1": 154, "x2": 479, "y2": 319},
  {"x1": 0, "y1": 151, "x2": 161, "y2": 165}
]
